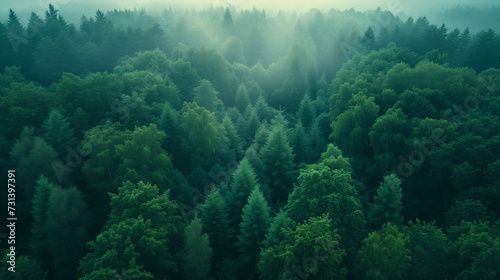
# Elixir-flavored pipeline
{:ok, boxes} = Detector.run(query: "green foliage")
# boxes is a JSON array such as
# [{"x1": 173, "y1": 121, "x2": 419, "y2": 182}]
[
  {"x1": 404, "y1": 219, "x2": 450, "y2": 280},
  {"x1": 235, "y1": 83, "x2": 250, "y2": 112},
  {"x1": 297, "y1": 93, "x2": 316, "y2": 129},
  {"x1": 180, "y1": 102, "x2": 228, "y2": 170},
  {"x1": 259, "y1": 215, "x2": 347, "y2": 280},
  {"x1": 0, "y1": 253, "x2": 47, "y2": 280},
  {"x1": 237, "y1": 187, "x2": 271, "y2": 279},
  {"x1": 193, "y1": 79, "x2": 223, "y2": 112},
  {"x1": 368, "y1": 173, "x2": 404, "y2": 229},
  {"x1": 355, "y1": 223, "x2": 412, "y2": 280},
  {"x1": 80, "y1": 181, "x2": 180, "y2": 279},
  {"x1": 183, "y1": 218, "x2": 213, "y2": 280},
  {"x1": 42, "y1": 109, "x2": 76, "y2": 158},
  {"x1": 260, "y1": 123, "x2": 296, "y2": 205},
  {"x1": 228, "y1": 158, "x2": 260, "y2": 226},
  {"x1": 263, "y1": 210, "x2": 296, "y2": 248},
  {"x1": 290, "y1": 120, "x2": 310, "y2": 164},
  {"x1": 201, "y1": 188, "x2": 234, "y2": 261}
]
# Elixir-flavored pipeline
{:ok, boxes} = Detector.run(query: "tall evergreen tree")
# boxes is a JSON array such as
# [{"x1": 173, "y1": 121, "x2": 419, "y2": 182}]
[
  {"x1": 183, "y1": 218, "x2": 213, "y2": 280},
  {"x1": 42, "y1": 109, "x2": 76, "y2": 158},
  {"x1": 260, "y1": 124, "x2": 296, "y2": 205},
  {"x1": 30, "y1": 176, "x2": 53, "y2": 261},
  {"x1": 289, "y1": 120, "x2": 310, "y2": 164},
  {"x1": 235, "y1": 83, "x2": 250, "y2": 113},
  {"x1": 237, "y1": 187, "x2": 271, "y2": 280},
  {"x1": 296, "y1": 93, "x2": 316, "y2": 129},
  {"x1": 368, "y1": 173, "x2": 404, "y2": 229},
  {"x1": 228, "y1": 158, "x2": 260, "y2": 226},
  {"x1": 201, "y1": 188, "x2": 234, "y2": 261}
]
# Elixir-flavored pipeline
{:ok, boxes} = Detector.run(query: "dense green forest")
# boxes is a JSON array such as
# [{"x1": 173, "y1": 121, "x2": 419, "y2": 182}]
[{"x1": 1, "y1": 3, "x2": 499, "y2": 280}]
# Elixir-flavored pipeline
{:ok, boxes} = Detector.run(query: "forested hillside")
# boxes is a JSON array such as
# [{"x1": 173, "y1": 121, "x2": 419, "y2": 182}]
[{"x1": 1, "y1": 4, "x2": 499, "y2": 280}]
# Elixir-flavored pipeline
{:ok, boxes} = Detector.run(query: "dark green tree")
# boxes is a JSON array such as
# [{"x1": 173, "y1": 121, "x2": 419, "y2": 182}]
[
  {"x1": 42, "y1": 109, "x2": 76, "y2": 158},
  {"x1": 260, "y1": 123, "x2": 296, "y2": 205},
  {"x1": 193, "y1": 79, "x2": 223, "y2": 112},
  {"x1": 367, "y1": 173, "x2": 404, "y2": 229},
  {"x1": 237, "y1": 187, "x2": 271, "y2": 279},
  {"x1": 228, "y1": 158, "x2": 260, "y2": 226},
  {"x1": 355, "y1": 223, "x2": 412, "y2": 280},
  {"x1": 200, "y1": 188, "x2": 234, "y2": 261},
  {"x1": 297, "y1": 93, "x2": 316, "y2": 129},
  {"x1": 183, "y1": 218, "x2": 213, "y2": 280}
]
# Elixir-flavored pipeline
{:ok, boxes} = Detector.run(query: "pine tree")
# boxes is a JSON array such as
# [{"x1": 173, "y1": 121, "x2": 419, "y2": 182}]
[
  {"x1": 222, "y1": 115, "x2": 243, "y2": 161},
  {"x1": 246, "y1": 107, "x2": 260, "y2": 139},
  {"x1": 183, "y1": 218, "x2": 213, "y2": 280},
  {"x1": 228, "y1": 158, "x2": 260, "y2": 226},
  {"x1": 237, "y1": 187, "x2": 271, "y2": 279},
  {"x1": 235, "y1": 83, "x2": 250, "y2": 113},
  {"x1": 263, "y1": 210, "x2": 295, "y2": 248},
  {"x1": 368, "y1": 173, "x2": 404, "y2": 229},
  {"x1": 296, "y1": 93, "x2": 316, "y2": 129},
  {"x1": 42, "y1": 109, "x2": 76, "y2": 158},
  {"x1": 260, "y1": 124, "x2": 296, "y2": 205},
  {"x1": 289, "y1": 120, "x2": 310, "y2": 164},
  {"x1": 158, "y1": 103, "x2": 183, "y2": 163},
  {"x1": 201, "y1": 189, "x2": 234, "y2": 261}
]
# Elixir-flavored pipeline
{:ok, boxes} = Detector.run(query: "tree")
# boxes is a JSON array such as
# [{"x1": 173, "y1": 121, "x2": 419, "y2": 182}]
[
  {"x1": 367, "y1": 173, "x2": 404, "y2": 229},
  {"x1": 259, "y1": 215, "x2": 347, "y2": 280},
  {"x1": 228, "y1": 158, "x2": 260, "y2": 226},
  {"x1": 200, "y1": 188, "x2": 234, "y2": 261},
  {"x1": 158, "y1": 103, "x2": 183, "y2": 163},
  {"x1": 0, "y1": 254, "x2": 47, "y2": 280},
  {"x1": 183, "y1": 218, "x2": 213, "y2": 280},
  {"x1": 404, "y1": 219, "x2": 450, "y2": 280},
  {"x1": 180, "y1": 102, "x2": 228, "y2": 170},
  {"x1": 297, "y1": 93, "x2": 316, "y2": 129},
  {"x1": 263, "y1": 210, "x2": 295, "y2": 248},
  {"x1": 192, "y1": 79, "x2": 223, "y2": 112},
  {"x1": 237, "y1": 187, "x2": 271, "y2": 279},
  {"x1": 355, "y1": 223, "x2": 412, "y2": 280},
  {"x1": 235, "y1": 83, "x2": 250, "y2": 114},
  {"x1": 42, "y1": 109, "x2": 76, "y2": 158},
  {"x1": 289, "y1": 120, "x2": 310, "y2": 164},
  {"x1": 260, "y1": 123, "x2": 296, "y2": 205},
  {"x1": 45, "y1": 185, "x2": 89, "y2": 280},
  {"x1": 79, "y1": 181, "x2": 180, "y2": 279},
  {"x1": 30, "y1": 176, "x2": 54, "y2": 260},
  {"x1": 286, "y1": 159, "x2": 365, "y2": 254}
]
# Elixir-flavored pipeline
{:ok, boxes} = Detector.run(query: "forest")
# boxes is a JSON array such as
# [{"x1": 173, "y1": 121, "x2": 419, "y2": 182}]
[{"x1": 0, "y1": 2, "x2": 499, "y2": 280}]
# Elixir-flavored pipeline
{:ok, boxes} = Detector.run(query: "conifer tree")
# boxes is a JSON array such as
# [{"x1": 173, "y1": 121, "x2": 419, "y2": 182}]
[
  {"x1": 183, "y1": 218, "x2": 213, "y2": 280},
  {"x1": 201, "y1": 189, "x2": 234, "y2": 261},
  {"x1": 228, "y1": 158, "x2": 260, "y2": 226},
  {"x1": 263, "y1": 210, "x2": 295, "y2": 248},
  {"x1": 368, "y1": 173, "x2": 404, "y2": 229},
  {"x1": 246, "y1": 107, "x2": 260, "y2": 139},
  {"x1": 237, "y1": 187, "x2": 271, "y2": 280},
  {"x1": 260, "y1": 124, "x2": 296, "y2": 205},
  {"x1": 42, "y1": 109, "x2": 75, "y2": 158},
  {"x1": 289, "y1": 120, "x2": 310, "y2": 164},
  {"x1": 297, "y1": 93, "x2": 316, "y2": 129},
  {"x1": 235, "y1": 83, "x2": 250, "y2": 113}
]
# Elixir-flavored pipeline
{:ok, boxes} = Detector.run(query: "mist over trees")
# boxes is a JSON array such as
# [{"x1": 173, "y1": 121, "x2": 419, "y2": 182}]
[{"x1": 1, "y1": 3, "x2": 499, "y2": 280}]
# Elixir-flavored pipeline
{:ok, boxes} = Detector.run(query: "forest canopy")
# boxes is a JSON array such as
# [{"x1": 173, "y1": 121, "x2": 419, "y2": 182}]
[{"x1": 1, "y1": 3, "x2": 499, "y2": 280}]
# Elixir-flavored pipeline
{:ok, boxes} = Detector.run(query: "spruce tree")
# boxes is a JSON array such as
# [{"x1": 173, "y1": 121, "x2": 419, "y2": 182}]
[
  {"x1": 42, "y1": 109, "x2": 75, "y2": 158},
  {"x1": 368, "y1": 173, "x2": 404, "y2": 229},
  {"x1": 260, "y1": 124, "x2": 296, "y2": 205},
  {"x1": 183, "y1": 218, "x2": 213, "y2": 280},
  {"x1": 289, "y1": 120, "x2": 310, "y2": 164},
  {"x1": 237, "y1": 187, "x2": 271, "y2": 280},
  {"x1": 30, "y1": 176, "x2": 53, "y2": 260},
  {"x1": 201, "y1": 188, "x2": 234, "y2": 261},
  {"x1": 296, "y1": 93, "x2": 316, "y2": 129},
  {"x1": 235, "y1": 83, "x2": 250, "y2": 113},
  {"x1": 263, "y1": 210, "x2": 295, "y2": 248},
  {"x1": 228, "y1": 158, "x2": 260, "y2": 226}
]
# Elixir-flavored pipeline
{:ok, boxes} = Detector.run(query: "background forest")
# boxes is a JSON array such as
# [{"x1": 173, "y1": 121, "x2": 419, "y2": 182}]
[{"x1": 0, "y1": 3, "x2": 499, "y2": 280}]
